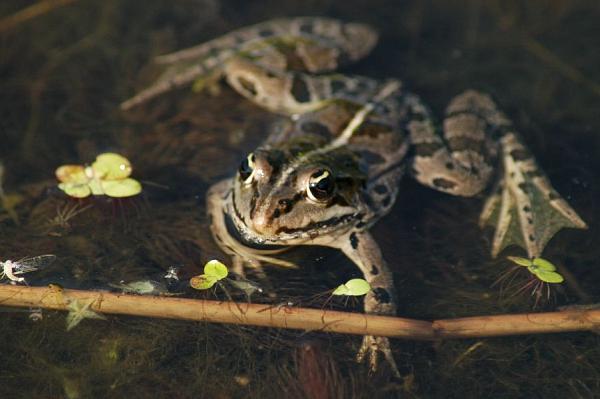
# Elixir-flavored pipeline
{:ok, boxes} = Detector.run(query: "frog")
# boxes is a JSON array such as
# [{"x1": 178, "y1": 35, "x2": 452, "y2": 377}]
[{"x1": 121, "y1": 17, "x2": 587, "y2": 376}]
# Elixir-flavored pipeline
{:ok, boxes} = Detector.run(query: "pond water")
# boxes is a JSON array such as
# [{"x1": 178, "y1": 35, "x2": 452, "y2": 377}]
[{"x1": 1, "y1": 1, "x2": 599, "y2": 398}]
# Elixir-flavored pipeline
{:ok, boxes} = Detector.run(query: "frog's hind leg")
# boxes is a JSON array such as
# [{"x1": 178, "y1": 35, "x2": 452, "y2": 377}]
[
  {"x1": 121, "y1": 17, "x2": 378, "y2": 110},
  {"x1": 409, "y1": 90, "x2": 587, "y2": 257}
]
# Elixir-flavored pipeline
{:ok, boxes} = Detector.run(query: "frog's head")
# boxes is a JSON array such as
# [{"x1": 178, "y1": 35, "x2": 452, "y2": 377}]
[{"x1": 231, "y1": 143, "x2": 365, "y2": 241}]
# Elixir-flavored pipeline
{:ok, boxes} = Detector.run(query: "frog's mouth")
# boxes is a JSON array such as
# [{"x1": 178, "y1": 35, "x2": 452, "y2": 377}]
[{"x1": 224, "y1": 212, "x2": 288, "y2": 251}]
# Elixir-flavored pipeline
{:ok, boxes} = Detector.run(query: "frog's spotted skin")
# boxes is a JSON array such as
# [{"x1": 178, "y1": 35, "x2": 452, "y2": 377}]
[
  {"x1": 121, "y1": 17, "x2": 378, "y2": 110},
  {"x1": 123, "y1": 17, "x2": 587, "y2": 376}
]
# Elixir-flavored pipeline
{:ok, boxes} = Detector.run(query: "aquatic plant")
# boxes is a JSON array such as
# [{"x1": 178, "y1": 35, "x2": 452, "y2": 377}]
[
  {"x1": 65, "y1": 298, "x2": 106, "y2": 331},
  {"x1": 56, "y1": 153, "x2": 142, "y2": 198},
  {"x1": 332, "y1": 278, "x2": 371, "y2": 296},
  {"x1": 189, "y1": 259, "x2": 229, "y2": 290},
  {"x1": 506, "y1": 256, "x2": 564, "y2": 283}
]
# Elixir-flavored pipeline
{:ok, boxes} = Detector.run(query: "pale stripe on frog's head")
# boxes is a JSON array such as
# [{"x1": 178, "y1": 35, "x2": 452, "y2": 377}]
[{"x1": 231, "y1": 140, "x2": 365, "y2": 240}]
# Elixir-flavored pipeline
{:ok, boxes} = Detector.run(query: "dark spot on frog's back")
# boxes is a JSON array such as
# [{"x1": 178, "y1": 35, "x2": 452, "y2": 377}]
[
  {"x1": 330, "y1": 79, "x2": 347, "y2": 93},
  {"x1": 354, "y1": 122, "x2": 390, "y2": 138},
  {"x1": 258, "y1": 28, "x2": 274, "y2": 37},
  {"x1": 414, "y1": 142, "x2": 443, "y2": 157},
  {"x1": 358, "y1": 150, "x2": 386, "y2": 165},
  {"x1": 299, "y1": 22, "x2": 314, "y2": 34},
  {"x1": 301, "y1": 121, "x2": 331, "y2": 136},
  {"x1": 372, "y1": 288, "x2": 391, "y2": 304},
  {"x1": 349, "y1": 232, "x2": 359, "y2": 249},
  {"x1": 374, "y1": 184, "x2": 387, "y2": 195},
  {"x1": 291, "y1": 76, "x2": 311, "y2": 103}
]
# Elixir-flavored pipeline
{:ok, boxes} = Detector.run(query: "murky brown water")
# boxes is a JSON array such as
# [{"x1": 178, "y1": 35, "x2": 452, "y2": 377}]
[{"x1": 1, "y1": 1, "x2": 599, "y2": 397}]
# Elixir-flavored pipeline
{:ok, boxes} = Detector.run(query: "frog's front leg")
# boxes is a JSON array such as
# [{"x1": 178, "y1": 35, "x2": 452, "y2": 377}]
[
  {"x1": 323, "y1": 230, "x2": 400, "y2": 377},
  {"x1": 408, "y1": 90, "x2": 587, "y2": 257}
]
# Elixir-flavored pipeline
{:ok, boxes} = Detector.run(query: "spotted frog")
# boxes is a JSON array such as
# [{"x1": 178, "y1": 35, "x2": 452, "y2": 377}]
[{"x1": 122, "y1": 17, "x2": 587, "y2": 376}]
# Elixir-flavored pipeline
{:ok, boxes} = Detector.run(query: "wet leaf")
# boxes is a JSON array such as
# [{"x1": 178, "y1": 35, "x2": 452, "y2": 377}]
[
  {"x1": 58, "y1": 182, "x2": 92, "y2": 198},
  {"x1": 56, "y1": 165, "x2": 88, "y2": 183},
  {"x1": 531, "y1": 269, "x2": 564, "y2": 283},
  {"x1": 506, "y1": 256, "x2": 532, "y2": 267},
  {"x1": 332, "y1": 278, "x2": 371, "y2": 296},
  {"x1": 190, "y1": 274, "x2": 218, "y2": 290},
  {"x1": 56, "y1": 153, "x2": 142, "y2": 198},
  {"x1": 204, "y1": 260, "x2": 228, "y2": 280},
  {"x1": 101, "y1": 178, "x2": 142, "y2": 197},
  {"x1": 92, "y1": 153, "x2": 132, "y2": 180},
  {"x1": 532, "y1": 257, "x2": 556, "y2": 271}
]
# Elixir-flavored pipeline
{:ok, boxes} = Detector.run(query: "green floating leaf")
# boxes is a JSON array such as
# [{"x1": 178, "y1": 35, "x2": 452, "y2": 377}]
[
  {"x1": 531, "y1": 257, "x2": 556, "y2": 272},
  {"x1": 92, "y1": 153, "x2": 132, "y2": 180},
  {"x1": 507, "y1": 256, "x2": 564, "y2": 284},
  {"x1": 101, "y1": 178, "x2": 142, "y2": 198},
  {"x1": 204, "y1": 260, "x2": 228, "y2": 280},
  {"x1": 506, "y1": 256, "x2": 532, "y2": 267},
  {"x1": 532, "y1": 269, "x2": 564, "y2": 283},
  {"x1": 332, "y1": 284, "x2": 350, "y2": 296},
  {"x1": 190, "y1": 274, "x2": 218, "y2": 290},
  {"x1": 58, "y1": 182, "x2": 91, "y2": 198},
  {"x1": 332, "y1": 278, "x2": 371, "y2": 296},
  {"x1": 190, "y1": 260, "x2": 229, "y2": 291}
]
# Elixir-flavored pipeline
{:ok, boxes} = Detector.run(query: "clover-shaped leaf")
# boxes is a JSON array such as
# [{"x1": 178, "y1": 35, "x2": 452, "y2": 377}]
[
  {"x1": 190, "y1": 260, "x2": 229, "y2": 290},
  {"x1": 506, "y1": 256, "x2": 564, "y2": 284},
  {"x1": 56, "y1": 153, "x2": 142, "y2": 198}
]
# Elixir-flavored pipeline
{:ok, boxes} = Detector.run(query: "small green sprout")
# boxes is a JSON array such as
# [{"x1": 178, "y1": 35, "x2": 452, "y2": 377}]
[
  {"x1": 190, "y1": 260, "x2": 229, "y2": 290},
  {"x1": 332, "y1": 278, "x2": 371, "y2": 296},
  {"x1": 506, "y1": 256, "x2": 564, "y2": 283}
]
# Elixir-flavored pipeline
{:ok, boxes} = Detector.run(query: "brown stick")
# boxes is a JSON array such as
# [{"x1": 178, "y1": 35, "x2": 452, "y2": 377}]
[
  {"x1": 433, "y1": 310, "x2": 600, "y2": 338},
  {"x1": 1, "y1": 285, "x2": 599, "y2": 340},
  {"x1": 0, "y1": 285, "x2": 434, "y2": 340}
]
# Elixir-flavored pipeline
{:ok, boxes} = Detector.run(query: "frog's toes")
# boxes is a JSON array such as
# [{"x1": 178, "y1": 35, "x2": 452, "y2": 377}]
[
  {"x1": 357, "y1": 335, "x2": 401, "y2": 378},
  {"x1": 480, "y1": 132, "x2": 587, "y2": 258}
]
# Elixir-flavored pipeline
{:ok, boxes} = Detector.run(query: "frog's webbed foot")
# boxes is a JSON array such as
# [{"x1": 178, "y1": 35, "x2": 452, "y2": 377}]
[
  {"x1": 480, "y1": 132, "x2": 587, "y2": 257},
  {"x1": 357, "y1": 335, "x2": 401, "y2": 378}
]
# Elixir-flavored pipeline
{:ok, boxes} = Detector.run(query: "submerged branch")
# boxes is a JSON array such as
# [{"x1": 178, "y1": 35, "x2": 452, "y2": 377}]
[{"x1": 1, "y1": 285, "x2": 599, "y2": 340}]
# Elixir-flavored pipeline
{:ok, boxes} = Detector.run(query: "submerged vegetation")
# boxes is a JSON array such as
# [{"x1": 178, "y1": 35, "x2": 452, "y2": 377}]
[{"x1": 0, "y1": 0, "x2": 599, "y2": 398}]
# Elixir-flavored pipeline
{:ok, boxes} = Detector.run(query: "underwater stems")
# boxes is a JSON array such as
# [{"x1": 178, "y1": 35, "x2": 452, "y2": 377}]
[{"x1": 1, "y1": 285, "x2": 599, "y2": 341}]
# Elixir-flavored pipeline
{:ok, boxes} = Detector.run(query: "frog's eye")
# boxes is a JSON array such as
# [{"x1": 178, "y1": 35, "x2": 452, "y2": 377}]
[
  {"x1": 238, "y1": 153, "x2": 256, "y2": 184},
  {"x1": 307, "y1": 169, "x2": 335, "y2": 202}
]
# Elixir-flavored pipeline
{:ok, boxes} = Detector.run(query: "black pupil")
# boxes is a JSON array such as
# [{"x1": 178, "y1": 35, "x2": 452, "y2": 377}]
[
  {"x1": 239, "y1": 155, "x2": 254, "y2": 181},
  {"x1": 309, "y1": 170, "x2": 334, "y2": 200}
]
